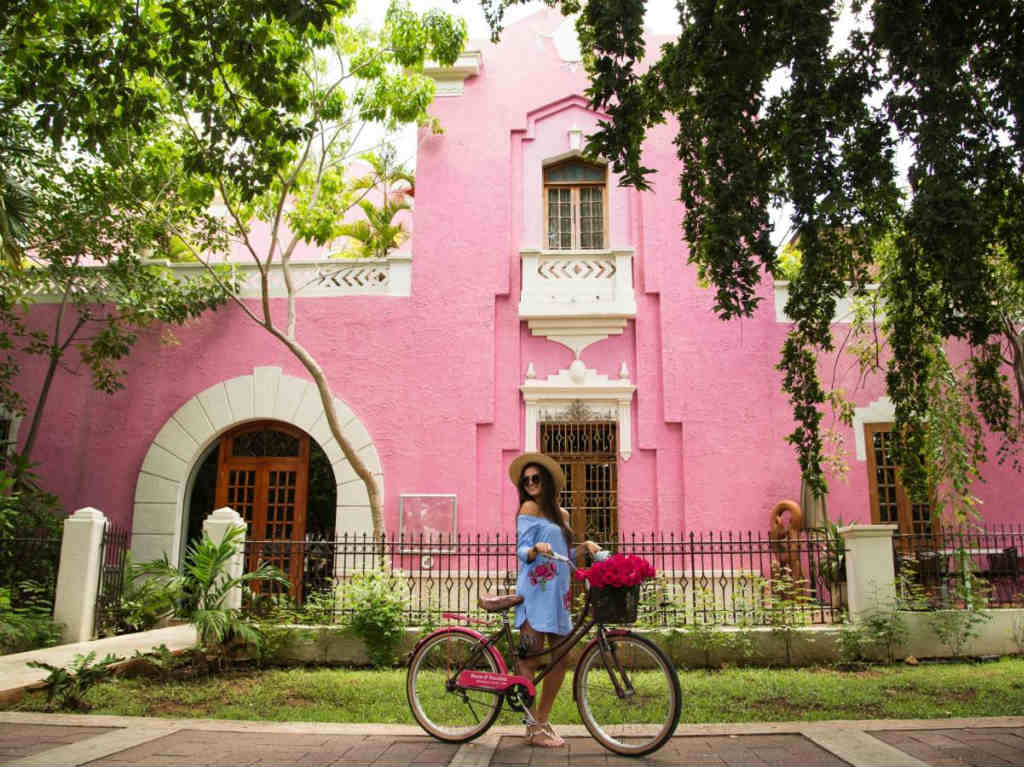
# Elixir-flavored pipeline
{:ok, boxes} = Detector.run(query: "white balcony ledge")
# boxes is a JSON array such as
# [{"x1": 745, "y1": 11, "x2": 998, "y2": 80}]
[
  {"x1": 24, "y1": 255, "x2": 412, "y2": 302},
  {"x1": 519, "y1": 248, "x2": 637, "y2": 357},
  {"x1": 423, "y1": 51, "x2": 482, "y2": 97}
]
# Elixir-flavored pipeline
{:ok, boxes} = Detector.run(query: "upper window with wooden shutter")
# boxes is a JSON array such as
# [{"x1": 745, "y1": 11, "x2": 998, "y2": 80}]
[{"x1": 544, "y1": 159, "x2": 606, "y2": 250}]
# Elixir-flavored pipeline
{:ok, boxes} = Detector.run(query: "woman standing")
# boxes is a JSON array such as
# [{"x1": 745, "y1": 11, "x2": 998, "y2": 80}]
[{"x1": 509, "y1": 452, "x2": 600, "y2": 748}]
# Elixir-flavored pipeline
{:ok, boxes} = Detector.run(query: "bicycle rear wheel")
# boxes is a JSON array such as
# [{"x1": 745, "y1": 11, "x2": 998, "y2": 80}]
[
  {"x1": 406, "y1": 629, "x2": 504, "y2": 742},
  {"x1": 573, "y1": 631, "x2": 681, "y2": 756}
]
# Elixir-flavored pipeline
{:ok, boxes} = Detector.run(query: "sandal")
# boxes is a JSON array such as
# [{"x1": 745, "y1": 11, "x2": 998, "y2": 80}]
[{"x1": 525, "y1": 722, "x2": 565, "y2": 748}]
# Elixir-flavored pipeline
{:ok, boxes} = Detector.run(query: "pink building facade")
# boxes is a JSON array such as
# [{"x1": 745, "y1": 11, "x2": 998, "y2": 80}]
[{"x1": 7, "y1": 10, "x2": 1020, "y2": 566}]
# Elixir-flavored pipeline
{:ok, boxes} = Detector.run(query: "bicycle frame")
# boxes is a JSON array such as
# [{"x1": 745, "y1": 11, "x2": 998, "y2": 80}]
[{"x1": 420, "y1": 554, "x2": 636, "y2": 707}]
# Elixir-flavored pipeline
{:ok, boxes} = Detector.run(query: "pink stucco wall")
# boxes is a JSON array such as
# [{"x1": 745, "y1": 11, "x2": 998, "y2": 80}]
[{"x1": 10, "y1": 9, "x2": 1020, "y2": 541}]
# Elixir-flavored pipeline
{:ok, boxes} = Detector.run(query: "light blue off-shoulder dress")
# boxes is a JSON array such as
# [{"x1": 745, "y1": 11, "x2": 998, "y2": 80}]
[{"x1": 515, "y1": 514, "x2": 574, "y2": 635}]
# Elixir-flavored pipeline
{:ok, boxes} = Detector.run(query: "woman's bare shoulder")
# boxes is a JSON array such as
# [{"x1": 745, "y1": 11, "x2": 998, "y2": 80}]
[
  {"x1": 560, "y1": 507, "x2": 571, "y2": 525},
  {"x1": 519, "y1": 500, "x2": 542, "y2": 517}
]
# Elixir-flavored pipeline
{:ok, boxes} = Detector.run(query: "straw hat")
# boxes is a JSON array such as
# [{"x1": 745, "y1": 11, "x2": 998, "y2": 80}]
[{"x1": 508, "y1": 452, "x2": 566, "y2": 496}]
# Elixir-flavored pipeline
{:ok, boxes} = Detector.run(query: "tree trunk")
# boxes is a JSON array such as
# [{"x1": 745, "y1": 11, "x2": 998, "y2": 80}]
[
  {"x1": 20, "y1": 347, "x2": 61, "y2": 466},
  {"x1": 266, "y1": 326, "x2": 385, "y2": 538}
]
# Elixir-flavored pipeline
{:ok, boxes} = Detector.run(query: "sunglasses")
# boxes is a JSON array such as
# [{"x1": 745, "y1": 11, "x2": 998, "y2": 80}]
[{"x1": 522, "y1": 474, "x2": 543, "y2": 487}]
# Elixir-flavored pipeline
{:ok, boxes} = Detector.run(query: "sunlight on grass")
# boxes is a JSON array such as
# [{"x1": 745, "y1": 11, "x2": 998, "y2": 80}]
[{"x1": 6, "y1": 658, "x2": 1024, "y2": 723}]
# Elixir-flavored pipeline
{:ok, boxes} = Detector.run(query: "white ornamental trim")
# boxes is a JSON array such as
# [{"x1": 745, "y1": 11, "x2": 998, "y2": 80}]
[
  {"x1": 26, "y1": 255, "x2": 412, "y2": 302},
  {"x1": 773, "y1": 280, "x2": 880, "y2": 324},
  {"x1": 521, "y1": 360, "x2": 636, "y2": 460},
  {"x1": 519, "y1": 248, "x2": 637, "y2": 357},
  {"x1": 131, "y1": 366, "x2": 382, "y2": 564},
  {"x1": 853, "y1": 395, "x2": 895, "y2": 461},
  {"x1": 423, "y1": 51, "x2": 482, "y2": 97}
]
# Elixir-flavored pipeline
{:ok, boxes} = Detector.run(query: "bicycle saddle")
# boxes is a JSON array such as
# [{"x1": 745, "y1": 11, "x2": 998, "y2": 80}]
[{"x1": 478, "y1": 593, "x2": 524, "y2": 612}]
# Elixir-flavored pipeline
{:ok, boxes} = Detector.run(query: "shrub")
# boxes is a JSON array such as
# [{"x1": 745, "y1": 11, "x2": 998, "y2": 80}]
[
  {"x1": 0, "y1": 583, "x2": 62, "y2": 654},
  {"x1": 0, "y1": 466, "x2": 62, "y2": 617},
  {"x1": 836, "y1": 615, "x2": 868, "y2": 665},
  {"x1": 344, "y1": 568, "x2": 408, "y2": 668},
  {"x1": 28, "y1": 651, "x2": 123, "y2": 710},
  {"x1": 681, "y1": 586, "x2": 732, "y2": 669},
  {"x1": 927, "y1": 568, "x2": 991, "y2": 658},
  {"x1": 134, "y1": 526, "x2": 289, "y2": 657},
  {"x1": 96, "y1": 554, "x2": 178, "y2": 636},
  {"x1": 766, "y1": 567, "x2": 815, "y2": 666}
]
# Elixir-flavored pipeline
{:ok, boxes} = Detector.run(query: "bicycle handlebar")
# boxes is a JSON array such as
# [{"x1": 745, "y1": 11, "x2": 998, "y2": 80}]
[{"x1": 540, "y1": 548, "x2": 610, "y2": 574}]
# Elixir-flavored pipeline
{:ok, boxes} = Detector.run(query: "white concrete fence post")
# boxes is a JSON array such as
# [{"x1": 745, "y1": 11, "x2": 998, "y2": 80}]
[
  {"x1": 53, "y1": 507, "x2": 108, "y2": 643},
  {"x1": 202, "y1": 507, "x2": 247, "y2": 610},
  {"x1": 840, "y1": 524, "x2": 898, "y2": 621}
]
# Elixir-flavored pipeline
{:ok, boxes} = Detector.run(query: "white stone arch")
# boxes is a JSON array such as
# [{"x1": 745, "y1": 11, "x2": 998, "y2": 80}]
[
  {"x1": 131, "y1": 365, "x2": 382, "y2": 565},
  {"x1": 853, "y1": 395, "x2": 895, "y2": 461}
]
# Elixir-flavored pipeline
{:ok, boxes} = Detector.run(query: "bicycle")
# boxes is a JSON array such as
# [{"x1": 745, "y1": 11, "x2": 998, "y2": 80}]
[{"x1": 406, "y1": 551, "x2": 682, "y2": 757}]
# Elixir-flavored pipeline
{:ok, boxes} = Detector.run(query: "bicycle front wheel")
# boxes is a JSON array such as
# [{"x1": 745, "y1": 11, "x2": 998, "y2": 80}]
[
  {"x1": 574, "y1": 632, "x2": 682, "y2": 756},
  {"x1": 406, "y1": 630, "x2": 504, "y2": 743}
]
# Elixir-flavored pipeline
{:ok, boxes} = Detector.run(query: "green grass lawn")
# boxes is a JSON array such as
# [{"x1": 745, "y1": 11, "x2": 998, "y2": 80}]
[{"x1": 7, "y1": 657, "x2": 1024, "y2": 724}]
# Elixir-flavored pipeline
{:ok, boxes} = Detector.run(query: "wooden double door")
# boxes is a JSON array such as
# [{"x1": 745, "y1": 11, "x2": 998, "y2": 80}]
[{"x1": 215, "y1": 421, "x2": 310, "y2": 597}]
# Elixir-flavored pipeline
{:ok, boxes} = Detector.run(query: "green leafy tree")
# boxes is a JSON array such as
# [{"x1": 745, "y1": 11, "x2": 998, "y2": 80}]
[
  {"x1": 0, "y1": 121, "x2": 236, "y2": 467},
  {"x1": 2, "y1": 0, "x2": 343, "y2": 197},
  {"x1": 335, "y1": 147, "x2": 415, "y2": 259},
  {"x1": 3, "y1": 0, "x2": 466, "y2": 538},
  {"x1": 482, "y1": 0, "x2": 1023, "y2": 505},
  {"x1": 163, "y1": 1, "x2": 466, "y2": 537}
]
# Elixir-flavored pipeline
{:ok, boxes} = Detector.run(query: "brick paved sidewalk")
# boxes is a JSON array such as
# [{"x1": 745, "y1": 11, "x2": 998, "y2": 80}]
[{"x1": 1, "y1": 713, "x2": 1022, "y2": 766}]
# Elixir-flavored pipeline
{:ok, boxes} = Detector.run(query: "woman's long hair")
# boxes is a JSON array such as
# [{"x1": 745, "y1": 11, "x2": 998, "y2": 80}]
[{"x1": 517, "y1": 462, "x2": 572, "y2": 548}]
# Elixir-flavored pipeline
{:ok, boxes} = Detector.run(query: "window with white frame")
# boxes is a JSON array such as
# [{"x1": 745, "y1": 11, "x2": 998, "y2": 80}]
[{"x1": 544, "y1": 159, "x2": 606, "y2": 250}]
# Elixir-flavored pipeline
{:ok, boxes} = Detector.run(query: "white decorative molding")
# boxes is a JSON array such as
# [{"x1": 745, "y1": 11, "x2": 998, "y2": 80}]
[
  {"x1": 423, "y1": 51, "x2": 482, "y2": 97},
  {"x1": 568, "y1": 123, "x2": 583, "y2": 151},
  {"x1": 773, "y1": 281, "x2": 880, "y2": 324},
  {"x1": 853, "y1": 396, "x2": 895, "y2": 461},
  {"x1": 521, "y1": 360, "x2": 636, "y2": 460},
  {"x1": 519, "y1": 248, "x2": 637, "y2": 357},
  {"x1": 131, "y1": 366, "x2": 382, "y2": 564},
  {"x1": 26, "y1": 256, "x2": 412, "y2": 302}
]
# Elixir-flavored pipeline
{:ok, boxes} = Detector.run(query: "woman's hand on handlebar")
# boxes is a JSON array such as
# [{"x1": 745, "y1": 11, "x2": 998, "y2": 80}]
[
  {"x1": 533, "y1": 542, "x2": 553, "y2": 559},
  {"x1": 577, "y1": 540, "x2": 601, "y2": 560}
]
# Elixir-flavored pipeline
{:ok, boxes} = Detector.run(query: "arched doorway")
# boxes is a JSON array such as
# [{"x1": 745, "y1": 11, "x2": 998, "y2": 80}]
[
  {"x1": 132, "y1": 366, "x2": 380, "y2": 570},
  {"x1": 185, "y1": 422, "x2": 338, "y2": 600},
  {"x1": 216, "y1": 421, "x2": 309, "y2": 596}
]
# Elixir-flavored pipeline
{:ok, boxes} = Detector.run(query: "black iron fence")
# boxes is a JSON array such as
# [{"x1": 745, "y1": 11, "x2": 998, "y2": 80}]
[
  {"x1": 242, "y1": 530, "x2": 844, "y2": 626},
  {"x1": 93, "y1": 524, "x2": 132, "y2": 636},
  {"x1": 894, "y1": 525, "x2": 1024, "y2": 608},
  {"x1": 0, "y1": 534, "x2": 62, "y2": 612}
]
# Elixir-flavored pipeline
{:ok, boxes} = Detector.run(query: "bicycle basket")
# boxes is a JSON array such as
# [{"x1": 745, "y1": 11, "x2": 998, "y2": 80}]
[{"x1": 590, "y1": 585, "x2": 640, "y2": 624}]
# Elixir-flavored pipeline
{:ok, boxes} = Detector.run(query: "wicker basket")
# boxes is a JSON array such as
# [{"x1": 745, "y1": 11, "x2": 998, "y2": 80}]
[{"x1": 591, "y1": 585, "x2": 640, "y2": 624}]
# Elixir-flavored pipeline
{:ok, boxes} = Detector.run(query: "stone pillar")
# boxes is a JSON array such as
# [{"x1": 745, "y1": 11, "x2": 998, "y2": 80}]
[
  {"x1": 839, "y1": 524, "x2": 898, "y2": 621},
  {"x1": 53, "y1": 507, "x2": 108, "y2": 643},
  {"x1": 202, "y1": 507, "x2": 246, "y2": 610}
]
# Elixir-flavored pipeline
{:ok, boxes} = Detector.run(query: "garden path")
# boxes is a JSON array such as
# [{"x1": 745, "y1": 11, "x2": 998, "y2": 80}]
[
  {"x1": 2, "y1": 712, "x2": 1024, "y2": 766},
  {"x1": 0, "y1": 625, "x2": 197, "y2": 703}
]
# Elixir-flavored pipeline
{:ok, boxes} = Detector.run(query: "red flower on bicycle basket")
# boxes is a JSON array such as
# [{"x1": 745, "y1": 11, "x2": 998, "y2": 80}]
[
  {"x1": 529, "y1": 562, "x2": 558, "y2": 589},
  {"x1": 575, "y1": 554, "x2": 655, "y2": 588}
]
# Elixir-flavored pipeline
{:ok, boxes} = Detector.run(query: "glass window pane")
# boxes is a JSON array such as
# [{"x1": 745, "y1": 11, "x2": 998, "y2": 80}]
[{"x1": 579, "y1": 187, "x2": 603, "y2": 249}]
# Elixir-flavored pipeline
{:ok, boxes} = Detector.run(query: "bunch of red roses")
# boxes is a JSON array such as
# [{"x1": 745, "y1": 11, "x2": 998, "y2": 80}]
[{"x1": 574, "y1": 553, "x2": 655, "y2": 588}]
